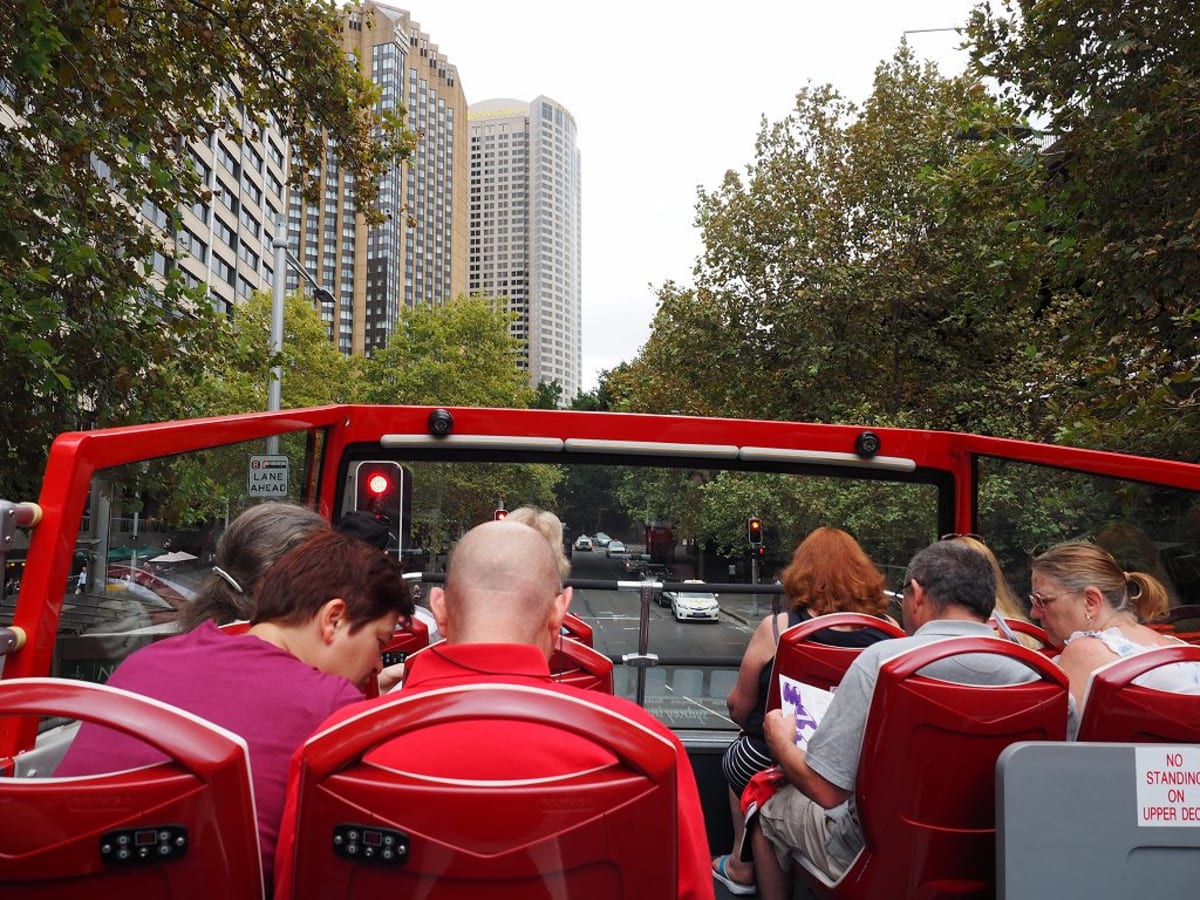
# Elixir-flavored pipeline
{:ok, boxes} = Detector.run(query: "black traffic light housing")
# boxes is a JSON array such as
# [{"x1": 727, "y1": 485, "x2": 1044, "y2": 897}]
[
  {"x1": 748, "y1": 516, "x2": 763, "y2": 546},
  {"x1": 494, "y1": 507, "x2": 508, "y2": 521},
  {"x1": 353, "y1": 461, "x2": 404, "y2": 547}
]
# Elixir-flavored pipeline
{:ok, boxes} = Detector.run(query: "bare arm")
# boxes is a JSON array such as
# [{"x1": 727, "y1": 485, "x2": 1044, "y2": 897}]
[
  {"x1": 1057, "y1": 637, "x2": 1117, "y2": 711},
  {"x1": 763, "y1": 709, "x2": 850, "y2": 809},
  {"x1": 377, "y1": 661, "x2": 406, "y2": 694},
  {"x1": 726, "y1": 612, "x2": 785, "y2": 726}
]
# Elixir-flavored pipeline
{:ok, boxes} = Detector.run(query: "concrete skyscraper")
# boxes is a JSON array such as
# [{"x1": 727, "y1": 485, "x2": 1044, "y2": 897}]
[
  {"x1": 469, "y1": 96, "x2": 582, "y2": 401},
  {"x1": 152, "y1": 92, "x2": 288, "y2": 316}
]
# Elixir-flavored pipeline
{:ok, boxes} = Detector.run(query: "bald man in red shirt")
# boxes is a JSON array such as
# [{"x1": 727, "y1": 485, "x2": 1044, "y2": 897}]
[{"x1": 274, "y1": 519, "x2": 714, "y2": 900}]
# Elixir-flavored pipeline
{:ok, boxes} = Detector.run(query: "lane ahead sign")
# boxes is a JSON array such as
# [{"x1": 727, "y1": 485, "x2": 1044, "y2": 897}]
[{"x1": 248, "y1": 455, "x2": 289, "y2": 497}]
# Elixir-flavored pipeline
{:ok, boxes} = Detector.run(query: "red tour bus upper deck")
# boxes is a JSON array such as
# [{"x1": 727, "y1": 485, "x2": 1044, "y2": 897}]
[{"x1": 3, "y1": 404, "x2": 1200, "y2": 897}]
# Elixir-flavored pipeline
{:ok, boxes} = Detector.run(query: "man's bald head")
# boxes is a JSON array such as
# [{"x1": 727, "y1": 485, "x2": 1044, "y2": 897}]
[{"x1": 433, "y1": 520, "x2": 570, "y2": 650}]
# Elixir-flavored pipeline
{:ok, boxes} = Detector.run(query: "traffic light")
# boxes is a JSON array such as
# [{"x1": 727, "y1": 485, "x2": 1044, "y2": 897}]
[
  {"x1": 494, "y1": 507, "x2": 508, "y2": 521},
  {"x1": 353, "y1": 461, "x2": 403, "y2": 543},
  {"x1": 748, "y1": 516, "x2": 763, "y2": 546}
]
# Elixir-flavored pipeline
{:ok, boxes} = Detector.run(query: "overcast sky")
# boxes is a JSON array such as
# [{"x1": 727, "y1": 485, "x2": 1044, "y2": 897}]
[{"x1": 409, "y1": 1, "x2": 981, "y2": 391}]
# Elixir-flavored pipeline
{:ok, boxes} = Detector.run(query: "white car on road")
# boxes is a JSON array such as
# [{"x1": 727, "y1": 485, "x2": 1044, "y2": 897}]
[{"x1": 664, "y1": 579, "x2": 720, "y2": 622}]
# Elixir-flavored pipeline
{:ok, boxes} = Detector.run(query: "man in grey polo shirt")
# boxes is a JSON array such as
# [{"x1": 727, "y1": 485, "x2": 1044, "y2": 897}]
[{"x1": 751, "y1": 540, "x2": 1036, "y2": 899}]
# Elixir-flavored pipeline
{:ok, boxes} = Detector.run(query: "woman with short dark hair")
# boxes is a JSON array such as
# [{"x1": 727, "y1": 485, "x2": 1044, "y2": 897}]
[{"x1": 57, "y1": 529, "x2": 414, "y2": 887}]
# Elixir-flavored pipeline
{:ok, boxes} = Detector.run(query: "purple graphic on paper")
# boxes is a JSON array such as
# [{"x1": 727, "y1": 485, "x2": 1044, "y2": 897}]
[{"x1": 781, "y1": 680, "x2": 820, "y2": 731}]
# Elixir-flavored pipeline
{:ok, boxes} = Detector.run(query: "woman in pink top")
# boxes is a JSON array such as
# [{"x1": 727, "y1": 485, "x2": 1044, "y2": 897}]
[{"x1": 56, "y1": 529, "x2": 414, "y2": 885}]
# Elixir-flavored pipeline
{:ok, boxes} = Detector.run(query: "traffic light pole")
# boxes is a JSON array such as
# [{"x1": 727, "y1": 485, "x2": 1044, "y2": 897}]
[{"x1": 747, "y1": 515, "x2": 763, "y2": 584}]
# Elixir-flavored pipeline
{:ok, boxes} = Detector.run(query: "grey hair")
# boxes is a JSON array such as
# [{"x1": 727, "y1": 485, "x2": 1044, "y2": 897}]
[
  {"x1": 905, "y1": 541, "x2": 996, "y2": 620},
  {"x1": 177, "y1": 502, "x2": 328, "y2": 631}
]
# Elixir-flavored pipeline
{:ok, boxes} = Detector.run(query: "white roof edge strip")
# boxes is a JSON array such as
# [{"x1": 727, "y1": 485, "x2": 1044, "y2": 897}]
[
  {"x1": 564, "y1": 438, "x2": 739, "y2": 458},
  {"x1": 380, "y1": 435, "x2": 565, "y2": 451},
  {"x1": 738, "y1": 446, "x2": 917, "y2": 472}
]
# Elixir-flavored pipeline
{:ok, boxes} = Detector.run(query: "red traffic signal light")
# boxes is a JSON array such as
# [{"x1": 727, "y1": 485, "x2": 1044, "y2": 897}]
[
  {"x1": 494, "y1": 508, "x2": 508, "y2": 521},
  {"x1": 365, "y1": 471, "x2": 393, "y2": 497},
  {"x1": 354, "y1": 461, "x2": 403, "y2": 528},
  {"x1": 747, "y1": 516, "x2": 763, "y2": 546}
]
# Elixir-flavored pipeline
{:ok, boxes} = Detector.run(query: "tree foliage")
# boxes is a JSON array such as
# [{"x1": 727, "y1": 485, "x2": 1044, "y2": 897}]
[
  {"x1": 359, "y1": 296, "x2": 533, "y2": 408},
  {"x1": 0, "y1": 0, "x2": 416, "y2": 499},
  {"x1": 134, "y1": 292, "x2": 358, "y2": 525},
  {"x1": 968, "y1": 0, "x2": 1200, "y2": 458},
  {"x1": 187, "y1": 291, "x2": 359, "y2": 417},
  {"x1": 608, "y1": 43, "x2": 1064, "y2": 559},
  {"x1": 626, "y1": 45, "x2": 1049, "y2": 437},
  {"x1": 532, "y1": 379, "x2": 564, "y2": 409}
]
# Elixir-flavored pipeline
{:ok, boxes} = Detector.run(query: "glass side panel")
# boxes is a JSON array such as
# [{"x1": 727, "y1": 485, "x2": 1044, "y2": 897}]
[
  {"x1": 977, "y1": 456, "x2": 1200, "y2": 610},
  {"x1": 39, "y1": 432, "x2": 320, "y2": 684}
]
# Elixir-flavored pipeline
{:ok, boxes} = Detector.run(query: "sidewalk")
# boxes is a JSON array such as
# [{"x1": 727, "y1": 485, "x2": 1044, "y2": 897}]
[{"x1": 717, "y1": 590, "x2": 781, "y2": 629}]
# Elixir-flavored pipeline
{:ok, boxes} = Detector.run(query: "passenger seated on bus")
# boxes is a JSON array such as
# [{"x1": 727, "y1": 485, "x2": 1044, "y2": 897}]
[
  {"x1": 334, "y1": 509, "x2": 442, "y2": 652},
  {"x1": 176, "y1": 501, "x2": 327, "y2": 631},
  {"x1": 940, "y1": 533, "x2": 1043, "y2": 649},
  {"x1": 505, "y1": 505, "x2": 572, "y2": 580},
  {"x1": 751, "y1": 541, "x2": 1038, "y2": 899},
  {"x1": 56, "y1": 530, "x2": 412, "y2": 886},
  {"x1": 1031, "y1": 542, "x2": 1200, "y2": 723},
  {"x1": 273, "y1": 520, "x2": 715, "y2": 900},
  {"x1": 713, "y1": 526, "x2": 895, "y2": 896}
]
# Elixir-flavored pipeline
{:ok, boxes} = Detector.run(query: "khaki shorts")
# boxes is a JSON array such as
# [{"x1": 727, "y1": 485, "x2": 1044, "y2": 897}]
[{"x1": 757, "y1": 784, "x2": 847, "y2": 881}]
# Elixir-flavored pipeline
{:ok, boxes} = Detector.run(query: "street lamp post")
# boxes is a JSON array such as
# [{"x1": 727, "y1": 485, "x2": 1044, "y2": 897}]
[{"x1": 267, "y1": 219, "x2": 335, "y2": 455}]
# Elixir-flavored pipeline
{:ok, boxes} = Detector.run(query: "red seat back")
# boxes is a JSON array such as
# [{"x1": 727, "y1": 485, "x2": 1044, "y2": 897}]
[
  {"x1": 549, "y1": 636, "x2": 614, "y2": 693},
  {"x1": 284, "y1": 683, "x2": 677, "y2": 899},
  {"x1": 766, "y1": 613, "x2": 904, "y2": 711},
  {"x1": 807, "y1": 638, "x2": 1068, "y2": 899},
  {"x1": 1075, "y1": 644, "x2": 1200, "y2": 743},
  {"x1": 562, "y1": 611, "x2": 594, "y2": 646},
  {"x1": 0, "y1": 678, "x2": 262, "y2": 899},
  {"x1": 388, "y1": 614, "x2": 430, "y2": 657},
  {"x1": 992, "y1": 617, "x2": 1059, "y2": 657}
]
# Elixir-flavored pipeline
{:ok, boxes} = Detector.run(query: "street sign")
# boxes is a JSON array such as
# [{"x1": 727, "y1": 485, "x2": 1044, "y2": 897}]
[{"x1": 248, "y1": 455, "x2": 289, "y2": 497}]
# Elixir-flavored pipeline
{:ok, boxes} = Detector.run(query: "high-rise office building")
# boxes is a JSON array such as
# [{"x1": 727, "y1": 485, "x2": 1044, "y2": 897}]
[
  {"x1": 469, "y1": 96, "x2": 582, "y2": 401},
  {"x1": 286, "y1": 2, "x2": 468, "y2": 355},
  {"x1": 161, "y1": 93, "x2": 288, "y2": 316}
]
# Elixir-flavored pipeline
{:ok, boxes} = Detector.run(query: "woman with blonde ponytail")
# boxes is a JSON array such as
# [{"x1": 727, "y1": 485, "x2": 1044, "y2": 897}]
[{"x1": 1030, "y1": 542, "x2": 1198, "y2": 712}]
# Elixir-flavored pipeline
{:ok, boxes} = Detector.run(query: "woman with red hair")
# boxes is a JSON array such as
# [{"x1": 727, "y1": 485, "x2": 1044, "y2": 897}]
[{"x1": 712, "y1": 526, "x2": 896, "y2": 895}]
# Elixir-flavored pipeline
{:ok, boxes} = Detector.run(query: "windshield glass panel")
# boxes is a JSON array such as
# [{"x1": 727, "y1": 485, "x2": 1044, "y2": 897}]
[{"x1": 5, "y1": 441, "x2": 938, "y2": 734}]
